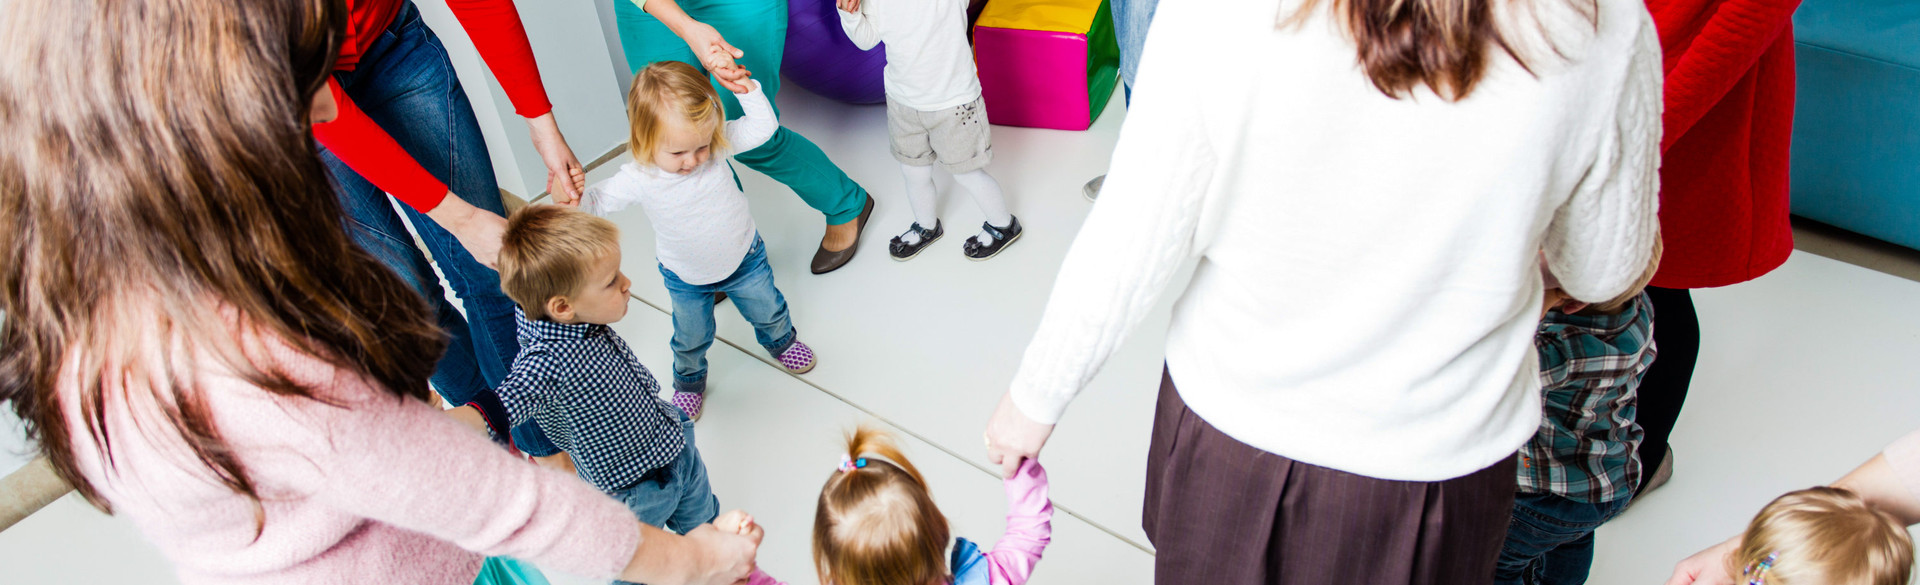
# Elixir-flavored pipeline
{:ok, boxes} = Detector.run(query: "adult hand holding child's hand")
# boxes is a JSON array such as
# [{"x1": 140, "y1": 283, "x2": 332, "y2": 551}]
[
  {"x1": 985, "y1": 391, "x2": 1055, "y2": 478},
  {"x1": 836, "y1": 0, "x2": 861, "y2": 13},
  {"x1": 713, "y1": 510, "x2": 765, "y2": 543},
  {"x1": 712, "y1": 65, "x2": 753, "y2": 94}
]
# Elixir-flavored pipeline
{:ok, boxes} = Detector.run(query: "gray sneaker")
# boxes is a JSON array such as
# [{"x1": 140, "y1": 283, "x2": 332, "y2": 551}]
[{"x1": 1083, "y1": 175, "x2": 1104, "y2": 202}]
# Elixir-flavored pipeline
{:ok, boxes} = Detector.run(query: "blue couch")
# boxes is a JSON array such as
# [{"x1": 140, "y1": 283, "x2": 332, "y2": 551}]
[{"x1": 1790, "y1": 1, "x2": 1920, "y2": 249}]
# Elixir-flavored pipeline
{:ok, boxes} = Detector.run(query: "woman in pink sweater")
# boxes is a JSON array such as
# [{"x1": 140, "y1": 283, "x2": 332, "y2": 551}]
[{"x1": 0, "y1": 1, "x2": 755, "y2": 584}]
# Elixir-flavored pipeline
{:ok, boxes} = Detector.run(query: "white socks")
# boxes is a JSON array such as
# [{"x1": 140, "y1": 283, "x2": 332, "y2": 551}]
[{"x1": 898, "y1": 164, "x2": 1012, "y2": 246}]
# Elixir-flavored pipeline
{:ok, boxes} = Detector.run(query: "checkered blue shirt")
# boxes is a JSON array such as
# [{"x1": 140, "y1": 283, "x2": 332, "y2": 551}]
[
  {"x1": 1518, "y1": 292, "x2": 1657, "y2": 504},
  {"x1": 496, "y1": 309, "x2": 685, "y2": 493}
]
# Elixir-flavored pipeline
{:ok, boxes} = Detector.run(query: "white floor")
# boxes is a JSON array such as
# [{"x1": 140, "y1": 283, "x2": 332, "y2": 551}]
[{"x1": 5, "y1": 82, "x2": 1920, "y2": 584}]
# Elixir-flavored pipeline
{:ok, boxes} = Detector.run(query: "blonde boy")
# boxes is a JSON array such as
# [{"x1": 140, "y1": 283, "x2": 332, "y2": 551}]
[{"x1": 495, "y1": 205, "x2": 721, "y2": 575}]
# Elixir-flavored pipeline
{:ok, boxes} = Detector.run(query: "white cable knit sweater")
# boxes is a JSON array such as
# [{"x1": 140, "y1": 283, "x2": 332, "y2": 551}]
[{"x1": 1009, "y1": 0, "x2": 1663, "y2": 481}]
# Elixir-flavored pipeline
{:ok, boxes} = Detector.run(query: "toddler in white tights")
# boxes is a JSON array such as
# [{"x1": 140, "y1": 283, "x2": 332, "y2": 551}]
[{"x1": 838, "y1": 0, "x2": 1022, "y2": 261}]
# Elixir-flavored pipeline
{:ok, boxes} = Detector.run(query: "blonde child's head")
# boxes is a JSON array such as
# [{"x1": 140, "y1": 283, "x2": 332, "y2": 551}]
[
  {"x1": 1728, "y1": 486, "x2": 1914, "y2": 585},
  {"x1": 499, "y1": 205, "x2": 631, "y2": 323},
  {"x1": 627, "y1": 61, "x2": 730, "y2": 175},
  {"x1": 814, "y1": 427, "x2": 952, "y2": 585}
]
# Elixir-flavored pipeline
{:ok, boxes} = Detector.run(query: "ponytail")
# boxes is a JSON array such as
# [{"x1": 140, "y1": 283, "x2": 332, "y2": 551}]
[
  {"x1": 814, "y1": 426, "x2": 950, "y2": 585},
  {"x1": 844, "y1": 426, "x2": 928, "y2": 488}
]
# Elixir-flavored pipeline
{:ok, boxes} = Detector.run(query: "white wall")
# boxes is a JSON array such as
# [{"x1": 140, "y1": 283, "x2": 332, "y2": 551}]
[{"x1": 417, "y1": 0, "x2": 633, "y2": 198}]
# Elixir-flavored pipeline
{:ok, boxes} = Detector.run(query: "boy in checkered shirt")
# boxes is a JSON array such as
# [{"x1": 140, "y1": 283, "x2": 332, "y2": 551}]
[
  {"x1": 494, "y1": 205, "x2": 761, "y2": 583},
  {"x1": 1494, "y1": 236, "x2": 1663, "y2": 585}
]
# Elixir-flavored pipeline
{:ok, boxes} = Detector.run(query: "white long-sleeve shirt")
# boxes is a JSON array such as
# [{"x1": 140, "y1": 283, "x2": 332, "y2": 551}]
[
  {"x1": 1009, "y1": 0, "x2": 1663, "y2": 482},
  {"x1": 584, "y1": 81, "x2": 778, "y2": 285},
  {"x1": 838, "y1": 0, "x2": 981, "y2": 111}
]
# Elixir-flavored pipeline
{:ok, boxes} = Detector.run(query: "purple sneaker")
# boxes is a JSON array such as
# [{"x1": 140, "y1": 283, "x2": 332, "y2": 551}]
[
  {"x1": 672, "y1": 391, "x2": 705, "y2": 421},
  {"x1": 776, "y1": 341, "x2": 816, "y2": 374}
]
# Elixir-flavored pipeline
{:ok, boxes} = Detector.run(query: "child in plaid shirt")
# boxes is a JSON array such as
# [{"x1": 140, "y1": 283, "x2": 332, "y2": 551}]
[{"x1": 1495, "y1": 239, "x2": 1663, "y2": 585}]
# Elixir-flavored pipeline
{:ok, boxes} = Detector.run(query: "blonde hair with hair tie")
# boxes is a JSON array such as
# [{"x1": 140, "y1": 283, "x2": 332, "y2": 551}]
[
  {"x1": 1728, "y1": 487, "x2": 1914, "y2": 585},
  {"x1": 814, "y1": 427, "x2": 952, "y2": 585}
]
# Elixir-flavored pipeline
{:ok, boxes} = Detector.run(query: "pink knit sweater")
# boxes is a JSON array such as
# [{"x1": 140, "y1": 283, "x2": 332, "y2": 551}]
[{"x1": 59, "y1": 327, "x2": 641, "y2": 585}]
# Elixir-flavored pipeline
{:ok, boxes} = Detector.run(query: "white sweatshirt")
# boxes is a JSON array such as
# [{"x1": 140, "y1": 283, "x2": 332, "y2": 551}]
[
  {"x1": 1008, "y1": 0, "x2": 1663, "y2": 481},
  {"x1": 838, "y1": 0, "x2": 982, "y2": 111},
  {"x1": 583, "y1": 81, "x2": 778, "y2": 285}
]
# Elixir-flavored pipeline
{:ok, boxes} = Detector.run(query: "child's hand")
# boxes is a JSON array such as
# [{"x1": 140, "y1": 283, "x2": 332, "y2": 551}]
[
  {"x1": 445, "y1": 405, "x2": 491, "y2": 435},
  {"x1": 713, "y1": 510, "x2": 751, "y2": 534},
  {"x1": 836, "y1": 0, "x2": 861, "y2": 13},
  {"x1": 548, "y1": 167, "x2": 586, "y2": 206},
  {"x1": 712, "y1": 510, "x2": 764, "y2": 542},
  {"x1": 1541, "y1": 288, "x2": 1589, "y2": 317},
  {"x1": 533, "y1": 452, "x2": 577, "y2": 475},
  {"x1": 713, "y1": 64, "x2": 754, "y2": 94}
]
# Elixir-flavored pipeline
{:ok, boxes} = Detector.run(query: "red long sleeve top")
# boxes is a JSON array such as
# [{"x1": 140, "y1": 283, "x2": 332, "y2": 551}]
[
  {"x1": 313, "y1": 0, "x2": 554, "y2": 212},
  {"x1": 1643, "y1": 0, "x2": 1801, "y2": 288}
]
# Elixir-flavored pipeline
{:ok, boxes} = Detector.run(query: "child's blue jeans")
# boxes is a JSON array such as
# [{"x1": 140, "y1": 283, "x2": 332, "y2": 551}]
[
  {"x1": 659, "y1": 235, "x2": 797, "y2": 394},
  {"x1": 1493, "y1": 492, "x2": 1632, "y2": 585},
  {"x1": 611, "y1": 408, "x2": 718, "y2": 585}
]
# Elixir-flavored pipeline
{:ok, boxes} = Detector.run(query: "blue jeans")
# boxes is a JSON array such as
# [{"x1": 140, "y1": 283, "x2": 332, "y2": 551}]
[
  {"x1": 318, "y1": 2, "x2": 520, "y2": 419},
  {"x1": 660, "y1": 236, "x2": 796, "y2": 394},
  {"x1": 1111, "y1": 0, "x2": 1159, "y2": 96},
  {"x1": 1494, "y1": 492, "x2": 1632, "y2": 585},
  {"x1": 612, "y1": 410, "x2": 718, "y2": 585}
]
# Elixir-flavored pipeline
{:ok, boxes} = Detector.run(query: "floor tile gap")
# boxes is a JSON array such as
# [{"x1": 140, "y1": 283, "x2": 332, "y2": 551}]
[{"x1": 628, "y1": 291, "x2": 1158, "y2": 555}]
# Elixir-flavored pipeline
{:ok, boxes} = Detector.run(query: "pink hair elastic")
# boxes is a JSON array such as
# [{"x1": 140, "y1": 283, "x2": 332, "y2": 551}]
[{"x1": 838, "y1": 455, "x2": 868, "y2": 472}]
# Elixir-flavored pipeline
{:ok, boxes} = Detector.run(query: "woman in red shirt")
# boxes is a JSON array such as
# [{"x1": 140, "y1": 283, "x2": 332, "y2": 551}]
[
  {"x1": 312, "y1": 0, "x2": 590, "y2": 430},
  {"x1": 1635, "y1": 0, "x2": 1800, "y2": 495}
]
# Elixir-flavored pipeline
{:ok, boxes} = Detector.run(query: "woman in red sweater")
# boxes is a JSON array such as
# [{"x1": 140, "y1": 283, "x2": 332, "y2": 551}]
[
  {"x1": 312, "y1": 0, "x2": 592, "y2": 433},
  {"x1": 1636, "y1": 0, "x2": 1801, "y2": 494}
]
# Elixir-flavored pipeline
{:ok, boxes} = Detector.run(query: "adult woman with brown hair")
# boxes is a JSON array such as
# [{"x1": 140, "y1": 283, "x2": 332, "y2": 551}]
[
  {"x1": 983, "y1": 0, "x2": 1664, "y2": 581},
  {"x1": 0, "y1": 1, "x2": 755, "y2": 583}
]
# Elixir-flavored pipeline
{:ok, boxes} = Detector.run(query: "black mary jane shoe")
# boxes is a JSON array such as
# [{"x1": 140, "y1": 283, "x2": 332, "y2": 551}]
[
  {"x1": 888, "y1": 221, "x2": 945, "y2": 261},
  {"x1": 962, "y1": 216, "x2": 1023, "y2": 261}
]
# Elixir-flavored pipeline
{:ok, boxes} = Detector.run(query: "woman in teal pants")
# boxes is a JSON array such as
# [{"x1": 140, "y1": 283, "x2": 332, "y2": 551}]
[{"x1": 618, "y1": 0, "x2": 874, "y2": 274}]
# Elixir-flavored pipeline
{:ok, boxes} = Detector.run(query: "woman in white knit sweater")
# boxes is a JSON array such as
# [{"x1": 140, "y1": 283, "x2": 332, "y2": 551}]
[{"x1": 983, "y1": 0, "x2": 1664, "y2": 581}]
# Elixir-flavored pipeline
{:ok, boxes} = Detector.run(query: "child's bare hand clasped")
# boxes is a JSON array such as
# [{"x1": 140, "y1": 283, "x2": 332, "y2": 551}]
[{"x1": 713, "y1": 510, "x2": 765, "y2": 544}]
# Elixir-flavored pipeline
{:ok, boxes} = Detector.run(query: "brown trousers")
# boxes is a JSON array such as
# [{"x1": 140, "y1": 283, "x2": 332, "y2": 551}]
[{"x1": 1143, "y1": 368, "x2": 1517, "y2": 584}]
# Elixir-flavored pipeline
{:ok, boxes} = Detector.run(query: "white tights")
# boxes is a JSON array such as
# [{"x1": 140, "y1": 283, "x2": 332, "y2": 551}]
[{"x1": 899, "y1": 163, "x2": 1011, "y2": 245}]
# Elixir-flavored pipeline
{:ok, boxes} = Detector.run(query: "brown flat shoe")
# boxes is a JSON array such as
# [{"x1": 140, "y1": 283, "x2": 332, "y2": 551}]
[{"x1": 811, "y1": 195, "x2": 874, "y2": 274}]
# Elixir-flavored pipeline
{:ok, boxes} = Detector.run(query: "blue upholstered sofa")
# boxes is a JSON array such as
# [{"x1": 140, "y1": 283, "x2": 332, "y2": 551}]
[{"x1": 1790, "y1": 1, "x2": 1920, "y2": 249}]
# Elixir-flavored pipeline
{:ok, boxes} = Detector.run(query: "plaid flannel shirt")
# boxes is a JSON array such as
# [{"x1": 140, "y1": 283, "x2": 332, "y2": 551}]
[{"x1": 1518, "y1": 292, "x2": 1656, "y2": 503}]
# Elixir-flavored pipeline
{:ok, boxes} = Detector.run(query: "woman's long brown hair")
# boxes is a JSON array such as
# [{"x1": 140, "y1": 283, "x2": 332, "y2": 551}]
[
  {"x1": 0, "y1": 0, "x2": 447, "y2": 513},
  {"x1": 1289, "y1": 0, "x2": 1588, "y2": 101}
]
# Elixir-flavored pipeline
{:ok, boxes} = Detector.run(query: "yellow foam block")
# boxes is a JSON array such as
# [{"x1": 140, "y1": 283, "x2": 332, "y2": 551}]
[{"x1": 975, "y1": 0, "x2": 1104, "y2": 34}]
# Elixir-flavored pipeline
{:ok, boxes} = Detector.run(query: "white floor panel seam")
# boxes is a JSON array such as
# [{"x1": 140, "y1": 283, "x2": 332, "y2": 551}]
[{"x1": 628, "y1": 291, "x2": 1159, "y2": 555}]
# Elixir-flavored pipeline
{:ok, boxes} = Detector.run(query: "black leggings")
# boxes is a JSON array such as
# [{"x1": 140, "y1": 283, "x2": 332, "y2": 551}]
[{"x1": 1636, "y1": 286, "x2": 1699, "y2": 493}]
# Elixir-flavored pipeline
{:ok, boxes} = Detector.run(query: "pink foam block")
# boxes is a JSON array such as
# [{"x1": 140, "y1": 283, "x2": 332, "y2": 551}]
[{"x1": 974, "y1": 27, "x2": 1095, "y2": 131}]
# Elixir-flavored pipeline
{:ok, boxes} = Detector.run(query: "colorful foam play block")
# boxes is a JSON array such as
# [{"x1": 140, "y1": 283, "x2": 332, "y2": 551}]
[{"x1": 972, "y1": 0, "x2": 1120, "y2": 130}]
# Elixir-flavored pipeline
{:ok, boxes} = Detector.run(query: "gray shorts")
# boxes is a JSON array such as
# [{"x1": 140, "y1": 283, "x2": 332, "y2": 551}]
[{"x1": 887, "y1": 97, "x2": 992, "y2": 174}]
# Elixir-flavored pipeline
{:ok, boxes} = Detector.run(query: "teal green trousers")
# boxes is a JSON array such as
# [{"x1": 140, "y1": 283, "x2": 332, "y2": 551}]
[{"x1": 616, "y1": 0, "x2": 869, "y2": 224}]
